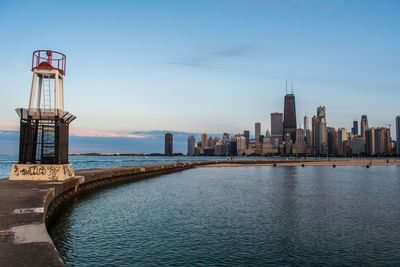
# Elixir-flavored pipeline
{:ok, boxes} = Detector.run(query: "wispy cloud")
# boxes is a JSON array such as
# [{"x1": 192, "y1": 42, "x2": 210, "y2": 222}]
[
  {"x1": 70, "y1": 129, "x2": 153, "y2": 139},
  {"x1": 168, "y1": 56, "x2": 212, "y2": 68},
  {"x1": 168, "y1": 44, "x2": 256, "y2": 68},
  {"x1": 210, "y1": 45, "x2": 253, "y2": 58}
]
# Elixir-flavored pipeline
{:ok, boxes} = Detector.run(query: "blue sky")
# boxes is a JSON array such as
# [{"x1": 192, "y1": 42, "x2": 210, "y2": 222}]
[{"x1": 0, "y1": 0, "x2": 399, "y2": 140}]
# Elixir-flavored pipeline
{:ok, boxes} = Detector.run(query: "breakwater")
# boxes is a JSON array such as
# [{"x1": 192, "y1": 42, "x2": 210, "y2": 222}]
[
  {"x1": 1, "y1": 159, "x2": 399, "y2": 266},
  {"x1": 0, "y1": 162, "x2": 193, "y2": 267}
]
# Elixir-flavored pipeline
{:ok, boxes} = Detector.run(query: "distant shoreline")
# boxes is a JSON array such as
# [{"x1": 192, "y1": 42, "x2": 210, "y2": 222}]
[
  {"x1": 68, "y1": 153, "x2": 400, "y2": 159},
  {"x1": 196, "y1": 159, "x2": 400, "y2": 168}
]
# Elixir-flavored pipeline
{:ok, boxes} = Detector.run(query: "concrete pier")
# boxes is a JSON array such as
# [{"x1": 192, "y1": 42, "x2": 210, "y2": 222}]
[
  {"x1": 0, "y1": 163, "x2": 193, "y2": 267},
  {"x1": 0, "y1": 159, "x2": 399, "y2": 266}
]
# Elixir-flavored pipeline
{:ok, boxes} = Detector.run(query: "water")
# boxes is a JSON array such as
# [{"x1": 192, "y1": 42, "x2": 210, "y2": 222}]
[{"x1": 49, "y1": 166, "x2": 400, "y2": 266}]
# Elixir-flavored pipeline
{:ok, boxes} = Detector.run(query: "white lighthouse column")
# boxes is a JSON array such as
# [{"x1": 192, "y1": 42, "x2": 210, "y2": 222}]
[
  {"x1": 36, "y1": 75, "x2": 42, "y2": 109},
  {"x1": 28, "y1": 73, "x2": 38, "y2": 110},
  {"x1": 54, "y1": 73, "x2": 59, "y2": 110},
  {"x1": 60, "y1": 76, "x2": 64, "y2": 111}
]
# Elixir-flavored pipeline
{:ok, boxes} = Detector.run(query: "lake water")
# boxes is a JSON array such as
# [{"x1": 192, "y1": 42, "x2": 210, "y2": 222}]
[{"x1": 49, "y1": 165, "x2": 400, "y2": 266}]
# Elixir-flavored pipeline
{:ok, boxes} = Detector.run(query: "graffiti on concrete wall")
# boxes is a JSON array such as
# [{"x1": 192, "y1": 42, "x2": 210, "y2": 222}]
[{"x1": 12, "y1": 164, "x2": 74, "y2": 180}]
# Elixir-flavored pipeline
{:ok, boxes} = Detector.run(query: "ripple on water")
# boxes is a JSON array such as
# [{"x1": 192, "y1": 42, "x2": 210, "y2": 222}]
[{"x1": 49, "y1": 166, "x2": 400, "y2": 266}]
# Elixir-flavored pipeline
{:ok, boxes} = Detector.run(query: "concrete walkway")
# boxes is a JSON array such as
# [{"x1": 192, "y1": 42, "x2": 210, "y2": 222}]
[{"x1": 0, "y1": 163, "x2": 193, "y2": 267}]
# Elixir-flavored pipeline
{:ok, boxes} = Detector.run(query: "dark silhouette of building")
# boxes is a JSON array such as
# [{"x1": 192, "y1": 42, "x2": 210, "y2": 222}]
[
  {"x1": 283, "y1": 93, "x2": 297, "y2": 142},
  {"x1": 312, "y1": 115, "x2": 319, "y2": 154},
  {"x1": 164, "y1": 133, "x2": 173, "y2": 156},
  {"x1": 365, "y1": 128, "x2": 376, "y2": 155},
  {"x1": 255, "y1": 122, "x2": 261, "y2": 142},
  {"x1": 244, "y1": 130, "x2": 250, "y2": 146},
  {"x1": 317, "y1": 106, "x2": 328, "y2": 155},
  {"x1": 271, "y1": 112, "x2": 283, "y2": 144},
  {"x1": 352, "y1": 120, "x2": 358, "y2": 136},
  {"x1": 327, "y1": 127, "x2": 338, "y2": 155},
  {"x1": 361, "y1": 115, "x2": 368, "y2": 138},
  {"x1": 228, "y1": 140, "x2": 237, "y2": 156}
]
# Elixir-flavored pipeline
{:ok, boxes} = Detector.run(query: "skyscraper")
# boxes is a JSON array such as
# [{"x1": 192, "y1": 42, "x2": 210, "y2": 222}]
[
  {"x1": 207, "y1": 136, "x2": 215, "y2": 148},
  {"x1": 165, "y1": 133, "x2": 173, "y2": 156},
  {"x1": 338, "y1": 128, "x2": 347, "y2": 156},
  {"x1": 271, "y1": 112, "x2": 283, "y2": 144},
  {"x1": 327, "y1": 127, "x2": 338, "y2": 155},
  {"x1": 201, "y1": 133, "x2": 208, "y2": 148},
  {"x1": 317, "y1": 106, "x2": 328, "y2": 155},
  {"x1": 244, "y1": 130, "x2": 250, "y2": 146},
  {"x1": 365, "y1": 128, "x2": 376, "y2": 155},
  {"x1": 284, "y1": 133, "x2": 292, "y2": 155},
  {"x1": 375, "y1": 127, "x2": 391, "y2": 155},
  {"x1": 236, "y1": 135, "x2": 247, "y2": 156},
  {"x1": 352, "y1": 120, "x2": 358, "y2": 136},
  {"x1": 292, "y1": 128, "x2": 305, "y2": 154},
  {"x1": 187, "y1": 135, "x2": 195, "y2": 156},
  {"x1": 396, "y1": 116, "x2": 400, "y2": 155},
  {"x1": 304, "y1": 116, "x2": 309, "y2": 131},
  {"x1": 295, "y1": 128, "x2": 305, "y2": 146},
  {"x1": 361, "y1": 115, "x2": 369, "y2": 138},
  {"x1": 222, "y1": 133, "x2": 230, "y2": 141},
  {"x1": 352, "y1": 137, "x2": 365, "y2": 155},
  {"x1": 255, "y1": 122, "x2": 261, "y2": 142},
  {"x1": 283, "y1": 92, "x2": 297, "y2": 142},
  {"x1": 304, "y1": 115, "x2": 310, "y2": 145},
  {"x1": 312, "y1": 115, "x2": 319, "y2": 154}
]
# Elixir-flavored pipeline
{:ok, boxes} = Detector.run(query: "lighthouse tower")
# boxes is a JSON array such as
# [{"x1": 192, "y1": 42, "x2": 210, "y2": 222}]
[{"x1": 10, "y1": 50, "x2": 76, "y2": 181}]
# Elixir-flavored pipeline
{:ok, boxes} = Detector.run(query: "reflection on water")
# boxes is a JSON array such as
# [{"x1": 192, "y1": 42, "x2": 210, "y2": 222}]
[{"x1": 49, "y1": 166, "x2": 400, "y2": 266}]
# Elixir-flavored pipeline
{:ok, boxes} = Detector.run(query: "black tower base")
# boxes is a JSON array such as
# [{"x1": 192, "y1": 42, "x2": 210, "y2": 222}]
[{"x1": 17, "y1": 108, "x2": 76, "y2": 164}]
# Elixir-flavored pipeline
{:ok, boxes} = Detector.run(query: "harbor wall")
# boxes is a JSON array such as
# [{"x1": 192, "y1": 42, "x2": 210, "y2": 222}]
[{"x1": 0, "y1": 163, "x2": 193, "y2": 267}]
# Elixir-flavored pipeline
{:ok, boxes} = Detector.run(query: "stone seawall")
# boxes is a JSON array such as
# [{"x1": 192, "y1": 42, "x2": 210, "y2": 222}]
[{"x1": 0, "y1": 163, "x2": 193, "y2": 267}]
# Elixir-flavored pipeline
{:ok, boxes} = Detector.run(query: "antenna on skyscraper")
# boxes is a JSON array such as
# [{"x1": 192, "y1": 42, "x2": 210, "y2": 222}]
[
  {"x1": 291, "y1": 81, "x2": 294, "y2": 94},
  {"x1": 285, "y1": 79, "x2": 288, "y2": 94}
]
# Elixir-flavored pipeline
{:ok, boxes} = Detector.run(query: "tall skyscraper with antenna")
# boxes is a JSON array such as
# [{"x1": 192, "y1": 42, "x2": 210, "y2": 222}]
[{"x1": 283, "y1": 81, "x2": 297, "y2": 142}]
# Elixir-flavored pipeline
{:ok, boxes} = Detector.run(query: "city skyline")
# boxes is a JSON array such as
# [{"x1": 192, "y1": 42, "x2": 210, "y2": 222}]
[
  {"x1": 181, "y1": 89, "x2": 398, "y2": 157},
  {"x1": 0, "y1": 1, "x2": 399, "y2": 136}
]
